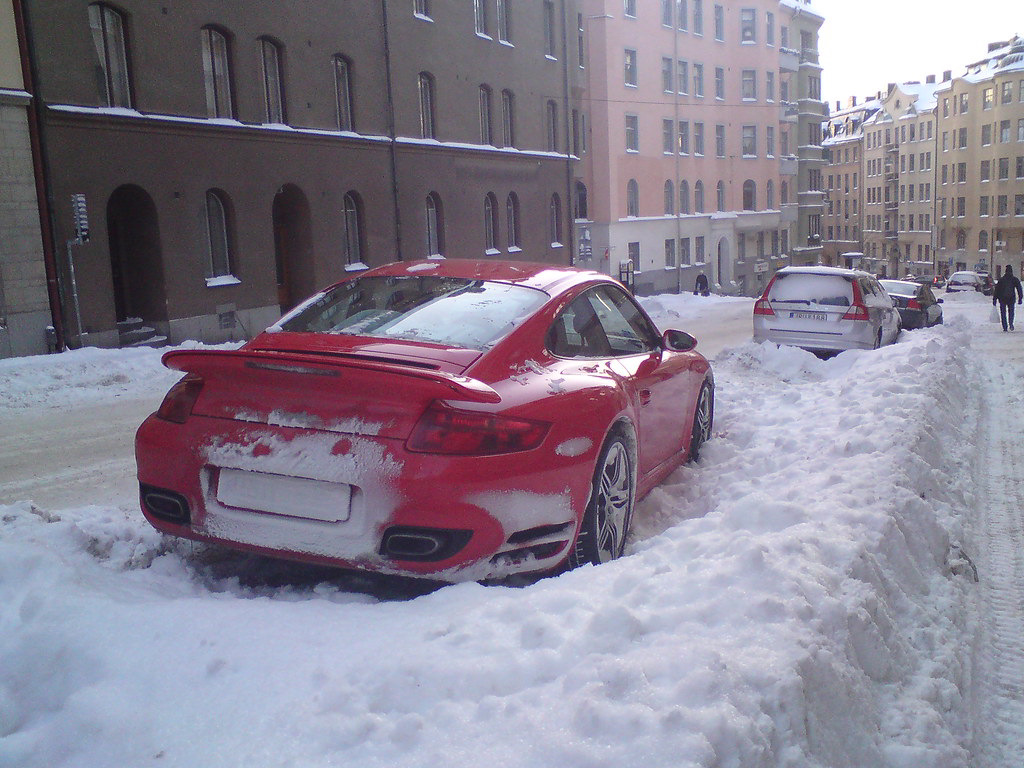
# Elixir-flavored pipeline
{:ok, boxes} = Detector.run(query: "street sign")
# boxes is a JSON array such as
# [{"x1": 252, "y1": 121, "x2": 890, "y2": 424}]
[{"x1": 71, "y1": 194, "x2": 89, "y2": 243}]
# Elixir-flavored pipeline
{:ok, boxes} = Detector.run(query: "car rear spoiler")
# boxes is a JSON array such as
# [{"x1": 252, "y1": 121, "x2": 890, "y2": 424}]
[{"x1": 162, "y1": 349, "x2": 502, "y2": 404}]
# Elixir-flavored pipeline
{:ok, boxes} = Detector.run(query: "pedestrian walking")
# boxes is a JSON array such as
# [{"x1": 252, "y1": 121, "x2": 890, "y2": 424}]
[
  {"x1": 992, "y1": 265, "x2": 1023, "y2": 331},
  {"x1": 694, "y1": 272, "x2": 710, "y2": 296}
]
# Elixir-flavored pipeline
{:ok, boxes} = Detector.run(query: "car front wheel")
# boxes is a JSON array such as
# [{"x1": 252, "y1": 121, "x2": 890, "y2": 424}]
[{"x1": 569, "y1": 430, "x2": 634, "y2": 567}]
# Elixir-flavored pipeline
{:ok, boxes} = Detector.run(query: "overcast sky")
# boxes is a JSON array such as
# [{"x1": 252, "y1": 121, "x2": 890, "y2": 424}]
[{"x1": 813, "y1": 0, "x2": 1020, "y2": 109}]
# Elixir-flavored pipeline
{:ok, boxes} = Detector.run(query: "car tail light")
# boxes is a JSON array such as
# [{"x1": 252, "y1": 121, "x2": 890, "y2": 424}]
[
  {"x1": 753, "y1": 299, "x2": 775, "y2": 316},
  {"x1": 907, "y1": 298, "x2": 921, "y2": 310},
  {"x1": 407, "y1": 401, "x2": 550, "y2": 455},
  {"x1": 156, "y1": 375, "x2": 204, "y2": 423},
  {"x1": 841, "y1": 279, "x2": 869, "y2": 321}
]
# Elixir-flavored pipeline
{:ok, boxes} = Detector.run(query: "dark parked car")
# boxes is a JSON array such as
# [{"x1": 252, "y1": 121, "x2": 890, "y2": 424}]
[
  {"x1": 879, "y1": 280, "x2": 944, "y2": 329},
  {"x1": 946, "y1": 271, "x2": 985, "y2": 293}
]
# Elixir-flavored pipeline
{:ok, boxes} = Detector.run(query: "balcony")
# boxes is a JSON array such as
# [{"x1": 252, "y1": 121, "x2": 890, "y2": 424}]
[
  {"x1": 780, "y1": 102, "x2": 799, "y2": 124},
  {"x1": 780, "y1": 47, "x2": 799, "y2": 73},
  {"x1": 799, "y1": 48, "x2": 820, "y2": 66},
  {"x1": 886, "y1": 143, "x2": 898, "y2": 154},
  {"x1": 884, "y1": 230, "x2": 898, "y2": 240},
  {"x1": 781, "y1": 203, "x2": 799, "y2": 223},
  {"x1": 779, "y1": 155, "x2": 798, "y2": 175},
  {"x1": 798, "y1": 98, "x2": 827, "y2": 118},
  {"x1": 884, "y1": 200, "x2": 898, "y2": 211}
]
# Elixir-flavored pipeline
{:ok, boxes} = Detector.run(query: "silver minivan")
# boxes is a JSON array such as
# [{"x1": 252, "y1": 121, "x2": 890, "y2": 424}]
[{"x1": 753, "y1": 266, "x2": 902, "y2": 354}]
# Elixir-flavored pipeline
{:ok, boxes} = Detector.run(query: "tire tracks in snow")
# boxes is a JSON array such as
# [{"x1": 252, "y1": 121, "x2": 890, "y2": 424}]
[{"x1": 968, "y1": 348, "x2": 1024, "y2": 768}]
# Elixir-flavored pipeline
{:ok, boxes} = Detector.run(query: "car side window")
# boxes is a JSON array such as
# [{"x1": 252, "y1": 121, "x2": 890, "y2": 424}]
[{"x1": 546, "y1": 287, "x2": 658, "y2": 358}]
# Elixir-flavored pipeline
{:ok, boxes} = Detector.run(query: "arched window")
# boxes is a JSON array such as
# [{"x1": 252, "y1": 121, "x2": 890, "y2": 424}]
[
  {"x1": 479, "y1": 85, "x2": 493, "y2": 144},
  {"x1": 546, "y1": 100, "x2": 558, "y2": 151},
  {"x1": 679, "y1": 180, "x2": 690, "y2": 214},
  {"x1": 980, "y1": 230, "x2": 989, "y2": 251},
  {"x1": 506, "y1": 192, "x2": 521, "y2": 249},
  {"x1": 766, "y1": 180, "x2": 775, "y2": 209},
  {"x1": 626, "y1": 179, "x2": 639, "y2": 217},
  {"x1": 575, "y1": 181, "x2": 588, "y2": 220},
  {"x1": 201, "y1": 26, "x2": 233, "y2": 117},
  {"x1": 742, "y1": 179, "x2": 756, "y2": 210},
  {"x1": 333, "y1": 55, "x2": 354, "y2": 131},
  {"x1": 418, "y1": 72, "x2": 436, "y2": 138},
  {"x1": 956, "y1": 229, "x2": 967, "y2": 250},
  {"x1": 88, "y1": 3, "x2": 131, "y2": 108},
  {"x1": 501, "y1": 89, "x2": 515, "y2": 147},
  {"x1": 484, "y1": 193, "x2": 498, "y2": 251},
  {"x1": 204, "y1": 189, "x2": 233, "y2": 278},
  {"x1": 550, "y1": 194, "x2": 562, "y2": 245},
  {"x1": 342, "y1": 192, "x2": 363, "y2": 265},
  {"x1": 259, "y1": 37, "x2": 286, "y2": 124},
  {"x1": 717, "y1": 180, "x2": 726, "y2": 211},
  {"x1": 694, "y1": 180, "x2": 705, "y2": 213},
  {"x1": 425, "y1": 192, "x2": 444, "y2": 257},
  {"x1": 664, "y1": 180, "x2": 675, "y2": 215}
]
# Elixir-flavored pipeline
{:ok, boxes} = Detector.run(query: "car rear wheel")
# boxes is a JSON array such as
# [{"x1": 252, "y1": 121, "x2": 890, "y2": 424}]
[
  {"x1": 689, "y1": 381, "x2": 714, "y2": 461},
  {"x1": 568, "y1": 430, "x2": 634, "y2": 567}
]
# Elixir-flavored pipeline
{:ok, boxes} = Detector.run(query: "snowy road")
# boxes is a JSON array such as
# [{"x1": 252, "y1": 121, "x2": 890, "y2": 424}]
[{"x1": 3, "y1": 289, "x2": 1024, "y2": 767}]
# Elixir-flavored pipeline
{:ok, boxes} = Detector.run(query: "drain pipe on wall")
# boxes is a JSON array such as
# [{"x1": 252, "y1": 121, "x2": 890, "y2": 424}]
[{"x1": 13, "y1": 0, "x2": 66, "y2": 350}]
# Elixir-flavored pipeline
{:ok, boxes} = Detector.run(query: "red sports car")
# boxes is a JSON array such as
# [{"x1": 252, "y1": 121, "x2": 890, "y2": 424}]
[{"x1": 135, "y1": 260, "x2": 714, "y2": 582}]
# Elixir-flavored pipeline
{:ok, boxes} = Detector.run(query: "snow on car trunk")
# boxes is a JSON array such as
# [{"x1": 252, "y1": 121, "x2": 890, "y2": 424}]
[{"x1": 0, "y1": 308, "x2": 978, "y2": 767}]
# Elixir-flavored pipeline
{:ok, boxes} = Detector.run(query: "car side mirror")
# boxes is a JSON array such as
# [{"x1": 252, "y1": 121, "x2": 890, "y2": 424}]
[
  {"x1": 937, "y1": 298, "x2": 944, "y2": 304},
  {"x1": 662, "y1": 329, "x2": 697, "y2": 352}
]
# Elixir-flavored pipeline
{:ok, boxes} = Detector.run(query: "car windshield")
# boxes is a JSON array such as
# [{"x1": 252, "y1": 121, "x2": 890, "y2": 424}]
[
  {"x1": 879, "y1": 280, "x2": 917, "y2": 295},
  {"x1": 768, "y1": 273, "x2": 852, "y2": 307},
  {"x1": 273, "y1": 275, "x2": 549, "y2": 350}
]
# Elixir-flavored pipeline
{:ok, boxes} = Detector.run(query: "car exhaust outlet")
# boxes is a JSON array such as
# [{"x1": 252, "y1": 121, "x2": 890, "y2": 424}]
[
  {"x1": 384, "y1": 533, "x2": 443, "y2": 558},
  {"x1": 379, "y1": 526, "x2": 474, "y2": 562},
  {"x1": 140, "y1": 485, "x2": 191, "y2": 525}
]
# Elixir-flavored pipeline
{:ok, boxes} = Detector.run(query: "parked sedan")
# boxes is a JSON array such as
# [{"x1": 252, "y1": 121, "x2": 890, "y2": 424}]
[
  {"x1": 879, "y1": 279, "x2": 944, "y2": 329},
  {"x1": 753, "y1": 266, "x2": 901, "y2": 355},
  {"x1": 945, "y1": 271, "x2": 985, "y2": 293},
  {"x1": 136, "y1": 260, "x2": 715, "y2": 582}
]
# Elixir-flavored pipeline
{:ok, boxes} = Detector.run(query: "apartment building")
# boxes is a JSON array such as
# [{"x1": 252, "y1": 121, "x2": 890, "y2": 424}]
[
  {"x1": 821, "y1": 96, "x2": 879, "y2": 267},
  {"x1": 15, "y1": 0, "x2": 580, "y2": 349},
  {"x1": 861, "y1": 79, "x2": 942, "y2": 278},
  {"x1": 577, "y1": 0, "x2": 820, "y2": 297},
  {"x1": 937, "y1": 36, "x2": 1024, "y2": 277},
  {"x1": 0, "y1": 0, "x2": 52, "y2": 357}
]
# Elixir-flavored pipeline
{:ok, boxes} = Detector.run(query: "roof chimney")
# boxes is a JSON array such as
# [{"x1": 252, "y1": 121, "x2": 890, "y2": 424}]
[
  {"x1": 943, "y1": 69, "x2": 952, "y2": 81},
  {"x1": 851, "y1": 96, "x2": 858, "y2": 106},
  {"x1": 887, "y1": 82, "x2": 896, "y2": 95},
  {"x1": 926, "y1": 74, "x2": 935, "y2": 84}
]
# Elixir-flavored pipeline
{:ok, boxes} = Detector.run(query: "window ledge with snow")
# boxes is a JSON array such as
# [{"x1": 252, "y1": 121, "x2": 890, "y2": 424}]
[{"x1": 205, "y1": 275, "x2": 241, "y2": 288}]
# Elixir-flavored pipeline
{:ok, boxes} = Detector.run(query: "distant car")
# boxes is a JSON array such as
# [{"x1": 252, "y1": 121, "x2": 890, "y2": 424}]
[
  {"x1": 946, "y1": 271, "x2": 984, "y2": 293},
  {"x1": 753, "y1": 266, "x2": 901, "y2": 355},
  {"x1": 879, "y1": 279, "x2": 944, "y2": 329},
  {"x1": 135, "y1": 259, "x2": 715, "y2": 583}
]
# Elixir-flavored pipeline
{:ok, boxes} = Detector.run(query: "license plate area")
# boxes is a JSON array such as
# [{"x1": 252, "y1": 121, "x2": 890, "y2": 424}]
[
  {"x1": 790, "y1": 311, "x2": 828, "y2": 321},
  {"x1": 215, "y1": 468, "x2": 352, "y2": 523}
]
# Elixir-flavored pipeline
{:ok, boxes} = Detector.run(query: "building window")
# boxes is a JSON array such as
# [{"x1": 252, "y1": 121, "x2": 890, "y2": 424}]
[
  {"x1": 766, "y1": 180, "x2": 774, "y2": 208},
  {"x1": 980, "y1": 231, "x2": 989, "y2": 251},
  {"x1": 742, "y1": 124, "x2": 756, "y2": 156},
  {"x1": 677, "y1": 0, "x2": 688, "y2": 31},
  {"x1": 474, "y1": 0, "x2": 489, "y2": 36},
  {"x1": 715, "y1": 123, "x2": 725, "y2": 157},
  {"x1": 766, "y1": 125, "x2": 775, "y2": 156},
  {"x1": 714, "y1": 4, "x2": 724, "y2": 40},
  {"x1": 625, "y1": 179, "x2": 640, "y2": 217},
  {"x1": 694, "y1": 180, "x2": 704, "y2": 213},
  {"x1": 415, "y1": 0, "x2": 431, "y2": 17},
  {"x1": 546, "y1": 100, "x2": 558, "y2": 151},
  {"x1": 550, "y1": 194, "x2": 562, "y2": 245},
  {"x1": 506, "y1": 193, "x2": 521, "y2": 249},
  {"x1": 766, "y1": 71, "x2": 775, "y2": 101},
  {"x1": 741, "y1": 69, "x2": 756, "y2": 100},
  {"x1": 333, "y1": 55, "x2": 354, "y2": 131},
  {"x1": 201, "y1": 26, "x2": 233, "y2": 118},
  {"x1": 680, "y1": 180, "x2": 690, "y2": 214},
  {"x1": 716, "y1": 180, "x2": 725, "y2": 211},
  {"x1": 693, "y1": 0, "x2": 703, "y2": 35},
  {"x1": 693, "y1": 62, "x2": 704, "y2": 96},
  {"x1": 665, "y1": 238, "x2": 676, "y2": 267},
  {"x1": 575, "y1": 181, "x2": 588, "y2": 219},
  {"x1": 625, "y1": 114, "x2": 639, "y2": 151},
  {"x1": 624, "y1": 49, "x2": 638, "y2": 86},
  {"x1": 681, "y1": 237, "x2": 691, "y2": 265},
  {"x1": 983, "y1": 87, "x2": 993, "y2": 110},
  {"x1": 663, "y1": 119, "x2": 674, "y2": 154},
  {"x1": 677, "y1": 60, "x2": 688, "y2": 94},
  {"x1": 479, "y1": 85, "x2": 493, "y2": 144},
  {"x1": 484, "y1": 193, "x2": 499, "y2": 251},
  {"x1": 543, "y1": 0, "x2": 556, "y2": 56},
  {"x1": 88, "y1": 3, "x2": 131, "y2": 108},
  {"x1": 624, "y1": 0, "x2": 637, "y2": 18},
  {"x1": 418, "y1": 72, "x2": 436, "y2": 138},
  {"x1": 664, "y1": 180, "x2": 675, "y2": 214},
  {"x1": 259, "y1": 37, "x2": 286, "y2": 124},
  {"x1": 743, "y1": 179, "x2": 756, "y2": 210},
  {"x1": 1001, "y1": 120, "x2": 1011, "y2": 143},
  {"x1": 205, "y1": 189, "x2": 233, "y2": 278},
  {"x1": 662, "y1": 57, "x2": 674, "y2": 92},
  {"x1": 678, "y1": 120, "x2": 689, "y2": 153},
  {"x1": 501, "y1": 90, "x2": 515, "y2": 147},
  {"x1": 425, "y1": 193, "x2": 444, "y2": 257},
  {"x1": 497, "y1": 0, "x2": 511, "y2": 42},
  {"x1": 740, "y1": 8, "x2": 755, "y2": 42},
  {"x1": 715, "y1": 67, "x2": 725, "y2": 99},
  {"x1": 766, "y1": 11, "x2": 774, "y2": 45},
  {"x1": 694, "y1": 121, "x2": 704, "y2": 155},
  {"x1": 342, "y1": 192, "x2": 363, "y2": 265},
  {"x1": 696, "y1": 235, "x2": 705, "y2": 262},
  {"x1": 661, "y1": 0, "x2": 673, "y2": 27}
]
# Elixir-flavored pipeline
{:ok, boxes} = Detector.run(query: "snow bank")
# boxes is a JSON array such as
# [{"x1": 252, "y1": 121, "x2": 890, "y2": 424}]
[{"x1": 0, "y1": 309, "x2": 980, "y2": 767}]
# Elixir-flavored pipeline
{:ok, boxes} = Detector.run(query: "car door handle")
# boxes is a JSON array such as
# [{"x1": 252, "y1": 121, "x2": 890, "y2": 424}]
[{"x1": 639, "y1": 389, "x2": 652, "y2": 405}]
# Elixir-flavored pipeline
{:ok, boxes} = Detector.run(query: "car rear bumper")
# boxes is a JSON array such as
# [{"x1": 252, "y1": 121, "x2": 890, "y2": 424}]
[
  {"x1": 753, "y1": 318, "x2": 876, "y2": 352},
  {"x1": 135, "y1": 414, "x2": 594, "y2": 581}
]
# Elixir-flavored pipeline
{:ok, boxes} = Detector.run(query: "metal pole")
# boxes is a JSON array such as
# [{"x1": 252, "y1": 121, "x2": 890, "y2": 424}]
[{"x1": 66, "y1": 239, "x2": 84, "y2": 346}]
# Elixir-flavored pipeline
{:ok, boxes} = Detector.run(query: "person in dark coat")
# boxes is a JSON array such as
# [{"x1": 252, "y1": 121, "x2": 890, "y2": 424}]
[
  {"x1": 694, "y1": 272, "x2": 710, "y2": 296},
  {"x1": 992, "y1": 265, "x2": 1024, "y2": 331}
]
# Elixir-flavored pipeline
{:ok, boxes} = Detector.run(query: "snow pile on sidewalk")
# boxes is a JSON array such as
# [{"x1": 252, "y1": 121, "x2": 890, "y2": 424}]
[{"x1": 0, "y1": 316, "x2": 979, "y2": 767}]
